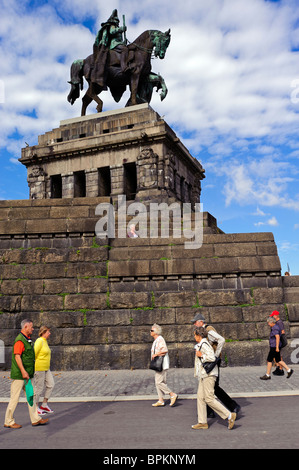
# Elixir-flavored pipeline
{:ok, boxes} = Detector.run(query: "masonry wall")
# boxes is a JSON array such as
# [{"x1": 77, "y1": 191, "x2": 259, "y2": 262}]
[{"x1": 1, "y1": 198, "x2": 298, "y2": 370}]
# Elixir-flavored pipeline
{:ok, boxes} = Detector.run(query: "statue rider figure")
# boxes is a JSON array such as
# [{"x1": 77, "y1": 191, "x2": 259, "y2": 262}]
[{"x1": 92, "y1": 9, "x2": 129, "y2": 88}]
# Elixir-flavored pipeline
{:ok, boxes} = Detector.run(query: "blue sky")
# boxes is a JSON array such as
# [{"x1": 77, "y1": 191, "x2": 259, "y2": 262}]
[{"x1": 1, "y1": 0, "x2": 299, "y2": 274}]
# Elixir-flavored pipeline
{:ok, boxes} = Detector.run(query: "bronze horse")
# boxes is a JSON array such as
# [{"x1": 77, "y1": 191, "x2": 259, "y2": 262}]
[{"x1": 67, "y1": 29, "x2": 171, "y2": 116}]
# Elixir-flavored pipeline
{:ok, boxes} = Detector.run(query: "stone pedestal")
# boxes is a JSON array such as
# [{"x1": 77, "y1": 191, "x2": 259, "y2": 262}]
[{"x1": 20, "y1": 104, "x2": 205, "y2": 206}]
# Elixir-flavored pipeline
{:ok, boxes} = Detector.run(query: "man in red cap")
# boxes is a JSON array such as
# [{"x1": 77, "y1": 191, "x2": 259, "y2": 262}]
[
  {"x1": 270, "y1": 311, "x2": 287, "y2": 376},
  {"x1": 260, "y1": 315, "x2": 293, "y2": 380}
]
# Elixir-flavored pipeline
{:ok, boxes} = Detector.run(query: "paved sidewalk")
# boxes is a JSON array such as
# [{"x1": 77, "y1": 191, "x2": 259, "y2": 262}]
[{"x1": 1, "y1": 365, "x2": 299, "y2": 402}]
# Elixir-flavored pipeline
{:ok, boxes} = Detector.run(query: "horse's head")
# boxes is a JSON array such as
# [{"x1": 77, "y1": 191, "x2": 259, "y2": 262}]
[{"x1": 150, "y1": 29, "x2": 171, "y2": 59}]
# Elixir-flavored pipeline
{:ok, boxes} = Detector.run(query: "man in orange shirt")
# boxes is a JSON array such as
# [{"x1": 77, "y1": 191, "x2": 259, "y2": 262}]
[{"x1": 4, "y1": 319, "x2": 49, "y2": 429}]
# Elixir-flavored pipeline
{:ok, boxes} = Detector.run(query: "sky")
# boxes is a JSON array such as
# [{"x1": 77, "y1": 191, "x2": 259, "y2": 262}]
[{"x1": 1, "y1": 0, "x2": 299, "y2": 274}]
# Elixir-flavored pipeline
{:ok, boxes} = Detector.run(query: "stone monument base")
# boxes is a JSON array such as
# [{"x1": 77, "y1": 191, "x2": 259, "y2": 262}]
[{"x1": 1, "y1": 197, "x2": 298, "y2": 370}]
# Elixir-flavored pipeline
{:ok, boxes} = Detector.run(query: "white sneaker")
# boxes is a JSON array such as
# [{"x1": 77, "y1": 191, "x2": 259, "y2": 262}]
[
  {"x1": 37, "y1": 407, "x2": 46, "y2": 416},
  {"x1": 39, "y1": 404, "x2": 54, "y2": 414}
]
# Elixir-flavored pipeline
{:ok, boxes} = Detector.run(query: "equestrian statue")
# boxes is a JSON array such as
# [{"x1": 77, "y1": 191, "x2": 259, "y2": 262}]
[{"x1": 67, "y1": 9, "x2": 171, "y2": 116}]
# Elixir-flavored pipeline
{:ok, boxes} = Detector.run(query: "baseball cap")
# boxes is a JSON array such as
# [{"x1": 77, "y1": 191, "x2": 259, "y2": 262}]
[{"x1": 270, "y1": 310, "x2": 280, "y2": 317}]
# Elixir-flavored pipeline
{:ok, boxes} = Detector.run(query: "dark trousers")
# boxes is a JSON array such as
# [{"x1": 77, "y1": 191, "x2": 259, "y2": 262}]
[{"x1": 207, "y1": 366, "x2": 238, "y2": 414}]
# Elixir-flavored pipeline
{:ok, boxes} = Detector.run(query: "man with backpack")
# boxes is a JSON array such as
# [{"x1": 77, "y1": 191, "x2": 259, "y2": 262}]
[{"x1": 191, "y1": 313, "x2": 241, "y2": 416}]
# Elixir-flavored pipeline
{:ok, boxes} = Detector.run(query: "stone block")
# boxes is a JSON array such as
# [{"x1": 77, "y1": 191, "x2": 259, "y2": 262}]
[
  {"x1": 24, "y1": 264, "x2": 66, "y2": 280},
  {"x1": 242, "y1": 304, "x2": 285, "y2": 323},
  {"x1": 256, "y1": 244, "x2": 278, "y2": 256},
  {"x1": 109, "y1": 260, "x2": 149, "y2": 277},
  {"x1": 284, "y1": 287, "x2": 299, "y2": 303},
  {"x1": 50, "y1": 345, "x2": 85, "y2": 370},
  {"x1": 68, "y1": 247, "x2": 108, "y2": 263},
  {"x1": 77, "y1": 277, "x2": 108, "y2": 293},
  {"x1": 214, "y1": 242, "x2": 257, "y2": 257},
  {"x1": 224, "y1": 340, "x2": 269, "y2": 366},
  {"x1": 40, "y1": 311, "x2": 85, "y2": 328},
  {"x1": 10, "y1": 207, "x2": 50, "y2": 220},
  {"x1": 79, "y1": 327, "x2": 110, "y2": 345},
  {"x1": 237, "y1": 255, "x2": 280, "y2": 273},
  {"x1": 0, "y1": 220, "x2": 26, "y2": 235},
  {"x1": 0, "y1": 313, "x2": 17, "y2": 329},
  {"x1": 194, "y1": 257, "x2": 239, "y2": 274},
  {"x1": 25, "y1": 219, "x2": 68, "y2": 234},
  {"x1": 253, "y1": 287, "x2": 284, "y2": 304},
  {"x1": 154, "y1": 291, "x2": 197, "y2": 308},
  {"x1": 287, "y1": 304, "x2": 299, "y2": 322},
  {"x1": 240, "y1": 276, "x2": 268, "y2": 289},
  {"x1": 208, "y1": 306, "x2": 243, "y2": 323},
  {"x1": 85, "y1": 309, "x2": 131, "y2": 327},
  {"x1": 40, "y1": 250, "x2": 69, "y2": 264},
  {"x1": 256, "y1": 322, "x2": 270, "y2": 340},
  {"x1": 217, "y1": 322, "x2": 257, "y2": 341},
  {"x1": 172, "y1": 244, "x2": 215, "y2": 259},
  {"x1": 196, "y1": 289, "x2": 252, "y2": 307},
  {"x1": 109, "y1": 292, "x2": 151, "y2": 309},
  {"x1": 43, "y1": 279, "x2": 78, "y2": 294},
  {"x1": 21, "y1": 294, "x2": 64, "y2": 312},
  {"x1": 64, "y1": 294, "x2": 107, "y2": 310},
  {"x1": 1, "y1": 280, "x2": 44, "y2": 295},
  {"x1": 130, "y1": 344, "x2": 150, "y2": 369},
  {"x1": 283, "y1": 275, "x2": 299, "y2": 288},
  {"x1": 0, "y1": 264, "x2": 25, "y2": 280},
  {"x1": 0, "y1": 295, "x2": 22, "y2": 312},
  {"x1": 67, "y1": 262, "x2": 107, "y2": 278}
]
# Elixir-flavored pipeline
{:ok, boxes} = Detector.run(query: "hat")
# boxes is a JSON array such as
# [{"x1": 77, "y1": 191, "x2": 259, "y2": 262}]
[
  {"x1": 191, "y1": 313, "x2": 205, "y2": 323},
  {"x1": 270, "y1": 310, "x2": 280, "y2": 317}
]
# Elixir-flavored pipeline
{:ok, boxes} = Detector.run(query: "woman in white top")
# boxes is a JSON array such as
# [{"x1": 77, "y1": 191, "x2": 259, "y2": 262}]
[
  {"x1": 193, "y1": 327, "x2": 236, "y2": 430},
  {"x1": 150, "y1": 324, "x2": 178, "y2": 407}
]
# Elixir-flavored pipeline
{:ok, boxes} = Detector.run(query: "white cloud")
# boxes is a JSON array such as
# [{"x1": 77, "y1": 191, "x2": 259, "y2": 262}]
[
  {"x1": 252, "y1": 207, "x2": 268, "y2": 217},
  {"x1": 254, "y1": 216, "x2": 279, "y2": 227},
  {"x1": 1, "y1": 0, "x2": 299, "y2": 216}
]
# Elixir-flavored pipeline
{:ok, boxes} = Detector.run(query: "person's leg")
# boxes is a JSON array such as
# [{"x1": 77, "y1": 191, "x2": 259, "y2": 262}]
[
  {"x1": 40, "y1": 370, "x2": 55, "y2": 411},
  {"x1": 25, "y1": 389, "x2": 40, "y2": 424},
  {"x1": 204, "y1": 376, "x2": 230, "y2": 420},
  {"x1": 154, "y1": 371, "x2": 167, "y2": 403},
  {"x1": 197, "y1": 378, "x2": 207, "y2": 424},
  {"x1": 214, "y1": 382, "x2": 239, "y2": 411},
  {"x1": 155, "y1": 370, "x2": 174, "y2": 399},
  {"x1": 4, "y1": 380, "x2": 23, "y2": 427},
  {"x1": 34, "y1": 371, "x2": 45, "y2": 407},
  {"x1": 278, "y1": 359, "x2": 293, "y2": 376},
  {"x1": 261, "y1": 349, "x2": 275, "y2": 379}
]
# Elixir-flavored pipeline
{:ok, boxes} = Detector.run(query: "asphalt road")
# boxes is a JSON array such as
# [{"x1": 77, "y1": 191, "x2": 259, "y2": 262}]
[{"x1": 1, "y1": 395, "x2": 299, "y2": 451}]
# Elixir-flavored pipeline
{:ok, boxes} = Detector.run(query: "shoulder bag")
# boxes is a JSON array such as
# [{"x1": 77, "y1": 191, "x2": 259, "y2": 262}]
[
  {"x1": 280, "y1": 333, "x2": 288, "y2": 349},
  {"x1": 149, "y1": 340, "x2": 164, "y2": 372},
  {"x1": 149, "y1": 355, "x2": 164, "y2": 372},
  {"x1": 199, "y1": 340, "x2": 221, "y2": 374}
]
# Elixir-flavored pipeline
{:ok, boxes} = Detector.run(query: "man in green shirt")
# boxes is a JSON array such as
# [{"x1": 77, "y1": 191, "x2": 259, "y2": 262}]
[{"x1": 4, "y1": 319, "x2": 49, "y2": 429}]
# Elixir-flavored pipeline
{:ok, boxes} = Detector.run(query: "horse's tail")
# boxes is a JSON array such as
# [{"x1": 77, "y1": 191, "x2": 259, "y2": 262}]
[{"x1": 67, "y1": 59, "x2": 84, "y2": 105}]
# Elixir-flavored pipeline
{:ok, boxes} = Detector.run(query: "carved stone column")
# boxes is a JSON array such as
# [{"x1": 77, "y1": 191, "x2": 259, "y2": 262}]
[
  {"x1": 27, "y1": 166, "x2": 47, "y2": 199},
  {"x1": 85, "y1": 168, "x2": 99, "y2": 197},
  {"x1": 136, "y1": 147, "x2": 158, "y2": 200},
  {"x1": 61, "y1": 172, "x2": 74, "y2": 198}
]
